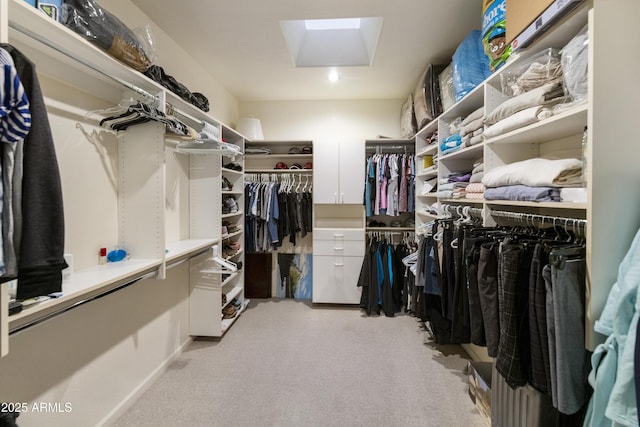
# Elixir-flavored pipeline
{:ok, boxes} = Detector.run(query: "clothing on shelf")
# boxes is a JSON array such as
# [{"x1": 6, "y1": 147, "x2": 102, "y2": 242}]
[
  {"x1": 245, "y1": 174, "x2": 312, "y2": 253},
  {"x1": 365, "y1": 152, "x2": 415, "y2": 217}
]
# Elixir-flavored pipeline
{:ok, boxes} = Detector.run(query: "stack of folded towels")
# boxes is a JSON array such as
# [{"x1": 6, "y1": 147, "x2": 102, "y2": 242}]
[{"x1": 460, "y1": 107, "x2": 485, "y2": 147}]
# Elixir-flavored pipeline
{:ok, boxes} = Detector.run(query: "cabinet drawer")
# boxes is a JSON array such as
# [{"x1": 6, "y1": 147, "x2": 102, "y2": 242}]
[
  {"x1": 313, "y1": 239, "x2": 364, "y2": 257},
  {"x1": 313, "y1": 228, "x2": 364, "y2": 242}
]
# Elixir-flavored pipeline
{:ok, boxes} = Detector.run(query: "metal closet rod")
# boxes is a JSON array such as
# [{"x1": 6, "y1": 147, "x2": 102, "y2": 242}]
[
  {"x1": 9, "y1": 21, "x2": 158, "y2": 103},
  {"x1": 490, "y1": 209, "x2": 587, "y2": 227}
]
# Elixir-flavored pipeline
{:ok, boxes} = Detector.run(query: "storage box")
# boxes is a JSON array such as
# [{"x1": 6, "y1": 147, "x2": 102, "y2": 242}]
[
  {"x1": 506, "y1": 0, "x2": 554, "y2": 45},
  {"x1": 38, "y1": 0, "x2": 62, "y2": 22},
  {"x1": 468, "y1": 361, "x2": 492, "y2": 427},
  {"x1": 507, "y1": 0, "x2": 584, "y2": 51},
  {"x1": 23, "y1": 0, "x2": 37, "y2": 7}
]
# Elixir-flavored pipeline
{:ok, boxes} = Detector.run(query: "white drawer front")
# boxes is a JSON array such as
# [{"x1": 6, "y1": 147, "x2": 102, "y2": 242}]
[
  {"x1": 313, "y1": 239, "x2": 364, "y2": 257},
  {"x1": 313, "y1": 228, "x2": 364, "y2": 242}
]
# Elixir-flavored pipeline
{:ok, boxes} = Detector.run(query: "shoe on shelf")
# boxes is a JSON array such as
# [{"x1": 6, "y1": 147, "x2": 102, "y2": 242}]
[
  {"x1": 221, "y1": 225, "x2": 229, "y2": 237},
  {"x1": 224, "y1": 162, "x2": 242, "y2": 171},
  {"x1": 223, "y1": 197, "x2": 239, "y2": 214},
  {"x1": 222, "y1": 176, "x2": 232, "y2": 191},
  {"x1": 222, "y1": 305, "x2": 237, "y2": 319},
  {"x1": 222, "y1": 294, "x2": 227, "y2": 306}
]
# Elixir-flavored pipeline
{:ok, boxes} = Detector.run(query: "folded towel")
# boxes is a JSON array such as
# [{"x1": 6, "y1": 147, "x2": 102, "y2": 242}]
[
  {"x1": 483, "y1": 106, "x2": 553, "y2": 139},
  {"x1": 466, "y1": 183, "x2": 486, "y2": 193},
  {"x1": 461, "y1": 106, "x2": 485, "y2": 126},
  {"x1": 484, "y1": 82, "x2": 565, "y2": 125},
  {"x1": 461, "y1": 117, "x2": 484, "y2": 137},
  {"x1": 470, "y1": 172, "x2": 484, "y2": 183},
  {"x1": 484, "y1": 185, "x2": 561, "y2": 202}
]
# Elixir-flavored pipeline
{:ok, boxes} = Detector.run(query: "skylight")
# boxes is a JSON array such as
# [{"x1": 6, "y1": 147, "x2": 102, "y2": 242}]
[
  {"x1": 304, "y1": 18, "x2": 361, "y2": 31},
  {"x1": 281, "y1": 17, "x2": 383, "y2": 68}
]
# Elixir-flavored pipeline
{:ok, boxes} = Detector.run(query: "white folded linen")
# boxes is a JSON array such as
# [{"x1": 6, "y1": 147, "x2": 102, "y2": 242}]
[
  {"x1": 484, "y1": 81, "x2": 564, "y2": 125},
  {"x1": 482, "y1": 157, "x2": 583, "y2": 188},
  {"x1": 560, "y1": 187, "x2": 587, "y2": 203},
  {"x1": 483, "y1": 106, "x2": 553, "y2": 139}
]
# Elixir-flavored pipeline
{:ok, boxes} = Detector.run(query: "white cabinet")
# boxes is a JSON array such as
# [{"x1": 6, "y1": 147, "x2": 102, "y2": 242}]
[
  {"x1": 313, "y1": 139, "x2": 365, "y2": 204},
  {"x1": 312, "y1": 229, "x2": 364, "y2": 304}
]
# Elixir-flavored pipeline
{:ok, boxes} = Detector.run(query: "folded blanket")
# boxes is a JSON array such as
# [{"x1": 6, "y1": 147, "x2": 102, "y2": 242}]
[
  {"x1": 461, "y1": 117, "x2": 484, "y2": 137},
  {"x1": 560, "y1": 187, "x2": 587, "y2": 203},
  {"x1": 466, "y1": 183, "x2": 486, "y2": 193},
  {"x1": 472, "y1": 163, "x2": 484, "y2": 174},
  {"x1": 482, "y1": 157, "x2": 583, "y2": 188},
  {"x1": 440, "y1": 133, "x2": 462, "y2": 151},
  {"x1": 483, "y1": 106, "x2": 553, "y2": 139},
  {"x1": 439, "y1": 182, "x2": 470, "y2": 191},
  {"x1": 465, "y1": 193, "x2": 485, "y2": 200},
  {"x1": 470, "y1": 172, "x2": 484, "y2": 183},
  {"x1": 469, "y1": 134, "x2": 483, "y2": 146},
  {"x1": 484, "y1": 185, "x2": 561, "y2": 202},
  {"x1": 434, "y1": 190, "x2": 453, "y2": 198},
  {"x1": 461, "y1": 106, "x2": 485, "y2": 126},
  {"x1": 484, "y1": 81, "x2": 565, "y2": 125}
]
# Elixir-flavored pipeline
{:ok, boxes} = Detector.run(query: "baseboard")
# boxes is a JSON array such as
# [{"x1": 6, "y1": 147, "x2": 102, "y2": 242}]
[{"x1": 97, "y1": 336, "x2": 194, "y2": 426}]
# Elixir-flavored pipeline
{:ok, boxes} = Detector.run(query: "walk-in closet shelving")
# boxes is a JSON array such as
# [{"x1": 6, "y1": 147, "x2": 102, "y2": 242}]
[
  {"x1": 1, "y1": 0, "x2": 247, "y2": 345},
  {"x1": 245, "y1": 139, "x2": 313, "y2": 173},
  {"x1": 413, "y1": 0, "x2": 640, "y2": 350}
]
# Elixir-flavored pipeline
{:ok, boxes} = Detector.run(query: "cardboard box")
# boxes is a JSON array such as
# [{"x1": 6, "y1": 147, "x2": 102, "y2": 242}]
[
  {"x1": 468, "y1": 361, "x2": 492, "y2": 427},
  {"x1": 507, "y1": 0, "x2": 584, "y2": 50},
  {"x1": 506, "y1": 0, "x2": 554, "y2": 45}
]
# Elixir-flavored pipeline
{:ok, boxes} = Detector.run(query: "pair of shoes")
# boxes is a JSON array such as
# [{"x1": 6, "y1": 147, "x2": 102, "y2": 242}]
[
  {"x1": 223, "y1": 197, "x2": 238, "y2": 214},
  {"x1": 223, "y1": 222, "x2": 241, "y2": 233},
  {"x1": 222, "y1": 294, "x2": 227, "y2": 306},
  {"x1": 231, "y1": 299, "x2": 242, "y2": 310},
  {"x1": 222, "y1": 305, "x2": 237, "y2": 319},
  {"x1": 225, "y1": 241, "x2": 241, "y2": 251},
  {"x1": 224, "y1": 162, "x2": 242, "y2": 171},
  {"x1": 222, "y1": 176, "x2": 232, "y2": 191},
  {"x1": 221, "y1": 225, "x2": 229, "y2": 237}
]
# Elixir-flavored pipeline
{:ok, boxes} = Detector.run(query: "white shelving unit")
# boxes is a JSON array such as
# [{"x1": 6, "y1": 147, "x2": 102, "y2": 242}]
[
  {"x1": 1, "y1": 0, "x2": 246, "y2": 346},
  {"x1": 414, "y1": 0, "x2": 640, "y2": 350}
]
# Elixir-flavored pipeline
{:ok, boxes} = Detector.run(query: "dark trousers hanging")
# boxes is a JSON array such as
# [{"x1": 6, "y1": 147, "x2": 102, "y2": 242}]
[
  {"x1": 478, "y1": 241, "x2": 500, "y2": 357},
  {"x1": 464, "y1": 233, "x2": 488, "y2": 346},
  {"x1": 495, "y1": 241, "x2": 534, "y2": 389}
]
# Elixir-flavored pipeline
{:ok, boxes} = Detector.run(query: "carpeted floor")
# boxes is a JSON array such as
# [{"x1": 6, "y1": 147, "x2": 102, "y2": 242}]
[{"x1": 111, "y1": 299, "x2": 486, "y2": 427}]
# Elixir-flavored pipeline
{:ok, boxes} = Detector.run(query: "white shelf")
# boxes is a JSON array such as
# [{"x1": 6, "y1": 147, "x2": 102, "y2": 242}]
[
  {"x1": 222, "y1": 273, "x2": 240, "y2": 288},
  {"x1": 245, "y1": 154, "x2": 312, "y2": 160},
  {"x1": 439, "y1": 143, "x2": 484, "y2": 162},
  {"x1": 416, "y1": 145, "x2": 438, "y2": 157},
  {"x1": 222, "y1": 211, "x2": 244, "y2": 219},
  {"x1": 222, "y1": 230, "x2": 243, "y2": 240},
  {"x1": 165, "y1": 239, "x2": 218, "y2": 263},
  {"x1": 417, "y1": 166, "x2": 438, "y2": 178},
  {"x1": 223, "y1": 286, "x2": 243, "y2": 305},
  {"x1": 485, "y1": 200, "x2": 587, "y2": 209},
  {"x1": 244, "y1": 168, "x2": 312, "y2": 173},
  {"x1": 222, "y1": 168, "x2": 243, "y2": 175},
  {"x1": 9, "y1": 259, "x2": 161, "y2": 332},
  {"x1": 485, "y1": 104, "x2": 588, "y2": 146},
  {"x1": 439, "y1": 198, "x2": 485, "y2": 205}
]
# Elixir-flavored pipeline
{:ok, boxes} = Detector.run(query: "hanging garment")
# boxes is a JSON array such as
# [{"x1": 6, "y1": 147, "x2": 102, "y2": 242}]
[{"x1": 1, "y1": 44, "x2": 67, "y2": 299}]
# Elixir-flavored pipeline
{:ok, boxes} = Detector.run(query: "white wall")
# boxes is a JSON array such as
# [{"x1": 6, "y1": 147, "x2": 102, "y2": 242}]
[
  {"x1": 240, "y1": 99, "x2": 404, "y2": 141},
  {"x1": 0, "y1": 263, "x2": 191, "y2": 427}
]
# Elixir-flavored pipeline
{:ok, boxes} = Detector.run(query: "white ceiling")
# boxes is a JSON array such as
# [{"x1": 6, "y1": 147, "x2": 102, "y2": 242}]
[{"x1": 131, "y1": 0, "x2": 483, "y2": 102}]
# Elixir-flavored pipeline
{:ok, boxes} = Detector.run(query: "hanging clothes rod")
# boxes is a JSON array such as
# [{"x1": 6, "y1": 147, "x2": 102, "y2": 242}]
[
  {"x1": 490, "y1": 209, "x2": 587, "y2": 228},
  {"x1": 8, "y1": 21, "x2": 158, "y2": 103}
]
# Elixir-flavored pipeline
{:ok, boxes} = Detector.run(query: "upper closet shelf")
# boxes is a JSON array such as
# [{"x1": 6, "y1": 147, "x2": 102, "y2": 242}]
[
  {"x1": 439, "y1": 143, "x2": 484, "y2": 162},
  {"x1": 485, "y1": 103, "x2": 587, "y2": 146},
  {"x1": 7, "y1": 0, "x2": 162, "y2": 103},
  {"x1": 416, "y1": 145, "x2": 438, "y2": 157}
]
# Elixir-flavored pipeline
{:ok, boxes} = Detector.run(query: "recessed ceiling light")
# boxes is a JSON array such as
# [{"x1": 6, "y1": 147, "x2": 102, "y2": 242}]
[
  {"x1": 280, "y1": 17, "x2": 383, "y2": 68},
  {"x1": 328, "y1": 69, "x2": 340, "y2": 82}
]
